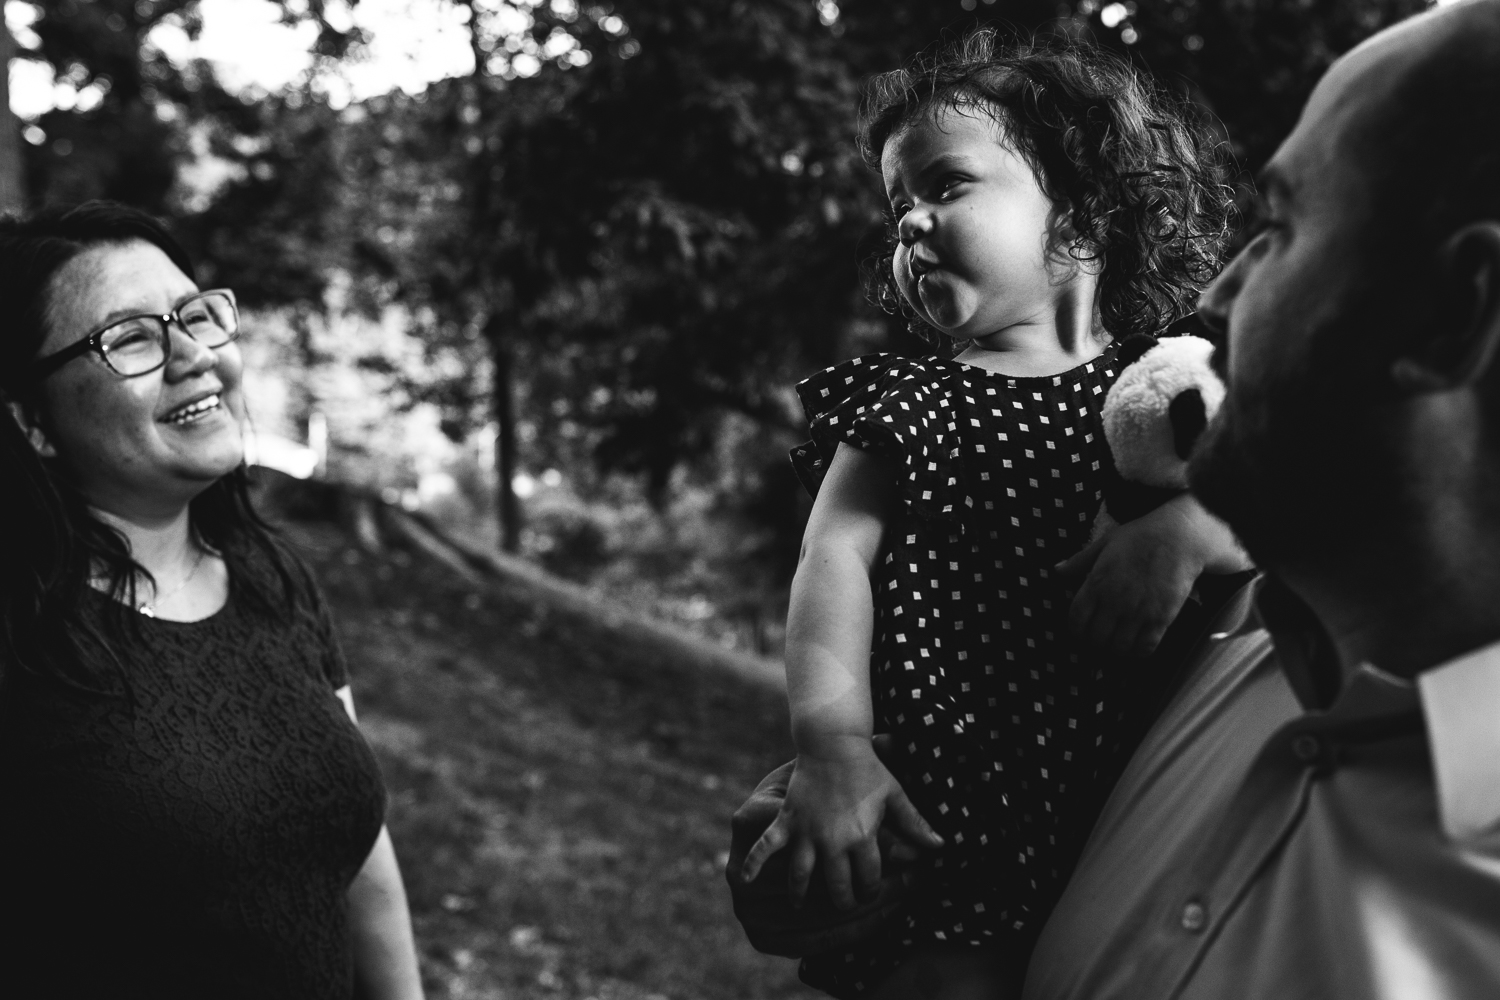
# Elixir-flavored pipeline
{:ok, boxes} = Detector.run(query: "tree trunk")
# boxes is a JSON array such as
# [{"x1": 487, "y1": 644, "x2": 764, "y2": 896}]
[
  {"x1": 488, "y1": 317, "x2": 521, "y2": 553},
  {"x1": 465, "y1": 3, "x2": 520, "y2": 554},
  {"x1": 0, "y1": 17, "x2": 27, "y2": 214},
  {"x1": 290, "y1": 308, "x2": 320, "y2": 439}
]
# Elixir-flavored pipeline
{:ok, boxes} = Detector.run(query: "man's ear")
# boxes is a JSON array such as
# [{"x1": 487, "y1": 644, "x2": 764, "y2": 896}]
[
  {"x1": 1392, "y1": 222, "x2": 1500, "y2": 393},
  {"x1": 6, "y1": 400, "x2": 57, "y2": 458}
]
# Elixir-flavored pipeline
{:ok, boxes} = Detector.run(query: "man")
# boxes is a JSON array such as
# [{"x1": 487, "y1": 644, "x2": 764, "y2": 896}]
[
  {"x1": 1022, "y1": 0, "x2": 1500, "y2": 996},
  {"x1": 730, "y1": 1, "x2": 1500, "y2": 995}
]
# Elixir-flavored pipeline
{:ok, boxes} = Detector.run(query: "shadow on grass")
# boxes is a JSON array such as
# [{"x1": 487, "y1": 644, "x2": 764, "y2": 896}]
[{"x1": 259, "y1": 477, "x2": 815, "y2": 1000}]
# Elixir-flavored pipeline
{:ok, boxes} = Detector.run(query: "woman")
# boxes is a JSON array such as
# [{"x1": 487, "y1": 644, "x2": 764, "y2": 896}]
[{"x1": 0, "y1": 202, "x2": 425, "y2": 999}]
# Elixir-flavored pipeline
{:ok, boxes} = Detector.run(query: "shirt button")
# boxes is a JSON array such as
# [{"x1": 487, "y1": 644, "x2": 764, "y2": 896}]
[
  {"x1": 1292, "y1": 735, "x2": 1321, "y2": 762},
  {"x1": 1181, "y1": 901, "x2": 1208, "y2": 933}
]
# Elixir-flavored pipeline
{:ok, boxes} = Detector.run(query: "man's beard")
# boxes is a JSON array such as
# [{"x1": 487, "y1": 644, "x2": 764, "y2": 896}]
[
  {"x1": 1188, "y1": 301, "x2": 1405, "y2": 573},
  {"x1": 1188, "y1": 386, "x2": 1337, "y2": 568}
]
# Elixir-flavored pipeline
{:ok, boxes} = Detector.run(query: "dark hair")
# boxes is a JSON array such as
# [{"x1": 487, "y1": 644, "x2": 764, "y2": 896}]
[
  {"x1": 0, "y1": 201, "x2": 302, "y2": 691},
  {"x1": 860, "y1": 29, "x2": 1236, "y2": 345}
]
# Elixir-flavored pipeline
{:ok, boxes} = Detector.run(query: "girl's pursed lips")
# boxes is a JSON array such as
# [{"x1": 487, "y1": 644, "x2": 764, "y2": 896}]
[{"x1": 909, "y1": 252, "x2": 940, "y2": 276}]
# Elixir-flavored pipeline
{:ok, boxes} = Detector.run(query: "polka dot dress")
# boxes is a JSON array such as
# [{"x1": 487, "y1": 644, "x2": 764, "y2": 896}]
[{"x1": 790, "y1": 348, "x2": 1143, "y2": 997}]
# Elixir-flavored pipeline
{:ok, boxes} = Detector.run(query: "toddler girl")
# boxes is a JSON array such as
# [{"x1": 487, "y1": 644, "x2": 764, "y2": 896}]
[{"x1": 741, "y1": 31, "x2": 1244, "y2": 999}]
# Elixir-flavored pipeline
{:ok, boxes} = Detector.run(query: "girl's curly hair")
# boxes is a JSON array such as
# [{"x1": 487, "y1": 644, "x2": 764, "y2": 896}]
[{"x1": 861, "y1": 29, "x2": 1237, "y2": 345}]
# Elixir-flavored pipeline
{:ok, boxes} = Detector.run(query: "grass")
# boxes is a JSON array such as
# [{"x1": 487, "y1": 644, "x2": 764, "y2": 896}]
[{"x1": 264, "y1": 480, "x2": 818, "y2": 1000}]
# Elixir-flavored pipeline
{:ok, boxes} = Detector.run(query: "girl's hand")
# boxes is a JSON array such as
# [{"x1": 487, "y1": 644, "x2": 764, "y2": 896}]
[
  {"x1": 1055, "y1": 493, "x2": 1251, "y2": 657},
  {"x1": 738, "y1": 736, "x2": 942, "y2": 911}
]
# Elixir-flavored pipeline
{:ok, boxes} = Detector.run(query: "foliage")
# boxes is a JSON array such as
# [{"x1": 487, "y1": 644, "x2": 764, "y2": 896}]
[
  {"x1": 326, "y1": 0, "x2": 1429, "y2": 589},
  {"x1": 19, "y1": 0, "x2": 1433, "y2": 595},
  {"x1": 1085, "y1": 0, "x2": 1430, "y2": 169},
  {"x1": 20, "y1": 0, "x2": 206, "y2": 210}
]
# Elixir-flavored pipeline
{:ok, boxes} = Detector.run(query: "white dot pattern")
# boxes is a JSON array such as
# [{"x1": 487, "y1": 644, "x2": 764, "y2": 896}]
[{"x1": 790, "y1": 350, "x2": 1141, "y2": 995}]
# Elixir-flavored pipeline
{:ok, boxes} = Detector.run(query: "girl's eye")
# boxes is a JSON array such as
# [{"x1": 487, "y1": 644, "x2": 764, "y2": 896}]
[
  {"x1": 891, "y1": 201, "x2": 911, "y2": 218},
  {"x1": 937, "y1": 176, "x2": 966, "y2": 199}
]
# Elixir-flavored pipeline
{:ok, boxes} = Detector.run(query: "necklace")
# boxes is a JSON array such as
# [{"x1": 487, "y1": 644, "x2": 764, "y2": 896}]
[{"x1": 137, "y1": 547, "x2": 207, "y2": 618}]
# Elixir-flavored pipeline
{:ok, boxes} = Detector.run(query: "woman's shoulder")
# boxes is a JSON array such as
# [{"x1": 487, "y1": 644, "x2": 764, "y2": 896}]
[
  {"x1": 222, "y1": 534, "x2": 329, "y2": 627},
  {"x1": 222, "y1": 537, "x2": 349, "y2": 687}
]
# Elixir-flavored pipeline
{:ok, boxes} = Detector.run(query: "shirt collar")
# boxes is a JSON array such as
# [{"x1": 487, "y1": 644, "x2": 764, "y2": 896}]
[
  {"x1": 1251, "y1": 574, "x2": 1342, "y2": 711},
  {"x1": 1249, "y1": 574, "x2": 1500, "y2": 841},
  {"x1": 1418, "y1": 641, "x2": 1500, "y2": 841}
]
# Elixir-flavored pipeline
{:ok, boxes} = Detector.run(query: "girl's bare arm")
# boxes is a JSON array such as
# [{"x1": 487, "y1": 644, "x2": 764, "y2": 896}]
[
  {"x1": 742, "y1": 443, "x2": 942, "y2": 909},
  {"x1": 784, "y1": 443, "x2": 892, "y2": 754}
]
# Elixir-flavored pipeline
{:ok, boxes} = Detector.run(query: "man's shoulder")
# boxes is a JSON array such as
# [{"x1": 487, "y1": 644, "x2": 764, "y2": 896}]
[
  {"x1": 1022, "y1": 584, "x2": 1302, "y2": 999},
  {"x1": 1026, "y1": 582, "x2": 1500, "y2": 1000},
  {"x1": 1105, "y1": 584, "x2": 1293, "y2": 808}
]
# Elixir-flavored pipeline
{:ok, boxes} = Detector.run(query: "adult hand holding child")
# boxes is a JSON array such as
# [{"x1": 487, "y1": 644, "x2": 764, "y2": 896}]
[
  {"x1": 1056, "y1": 494, "x2": 1250, "y2": 657},
  {"x1": 738, "y1": 730, "x2": 943, "y2": 913},
  {"x1": 1056, "y1": 331, "x2": 1251, "y2": 659},
  {"x1": 727, "y1": 736, "x2": 939, "y2": 959}
]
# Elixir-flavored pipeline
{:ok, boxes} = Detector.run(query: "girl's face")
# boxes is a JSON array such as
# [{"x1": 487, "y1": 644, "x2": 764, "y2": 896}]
[
  {"x1": 883, "y1": 105, "x2": 1072, "y2": 342},
  {"x1": 30, "y1": 240, "x2": 248, "y2": 521}
]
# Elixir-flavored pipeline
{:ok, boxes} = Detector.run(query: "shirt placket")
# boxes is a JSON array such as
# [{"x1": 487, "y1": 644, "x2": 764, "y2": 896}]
[
  {"x1": 1157, "y1": 722, "x2": 1327, "y2": 1000},
  {"x1": 1156, "y1": 663, "x2": 1423, "y2": 1000}
]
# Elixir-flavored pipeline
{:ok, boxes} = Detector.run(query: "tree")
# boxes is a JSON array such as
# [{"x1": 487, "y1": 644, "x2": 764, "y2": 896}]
[
  {"x1": 19, "y1": 0, "x2": 202, "y2": 211},
  {"x1": 0, "y1": 15, "x2": 24, "y2": 212},
  {"x1": 42, "y1": 0, "x2": 1427, "y2": 582},
  {"x1": 271, "y1": 0, "x2": 1429, "y2": 586},
  {"x1": 1078, "y1": 0, "x2": 1429, "y2": 171}
]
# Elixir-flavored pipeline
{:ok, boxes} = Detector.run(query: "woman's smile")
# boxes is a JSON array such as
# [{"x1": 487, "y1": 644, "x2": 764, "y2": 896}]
[
  {"x1": 160, "y1": 391, "x2": 226, "y2": 427},
  {"x1": 35, "y1": 240, "x2": 248, "y2": 518}
]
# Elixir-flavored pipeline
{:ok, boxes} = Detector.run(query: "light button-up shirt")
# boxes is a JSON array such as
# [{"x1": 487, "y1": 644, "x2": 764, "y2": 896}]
[
  {"x1": 1023, "y1": 578, "x2": 1500, "y2": 1000},
  {"x1": 1419, "y1": 642, "x2": 1500, "y2": 841}
]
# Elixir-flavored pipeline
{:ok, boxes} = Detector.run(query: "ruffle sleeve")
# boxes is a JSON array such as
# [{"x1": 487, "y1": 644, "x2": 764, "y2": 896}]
[{"x1": 789, "y1": 354, "x2": 969, "y2": 522}]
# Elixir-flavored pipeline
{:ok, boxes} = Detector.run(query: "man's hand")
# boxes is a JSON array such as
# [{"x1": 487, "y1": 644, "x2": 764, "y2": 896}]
[
  {"x1": 739, "y1": 735, "x2": 941, "y2": 911},
  {"x1": 1056, "y1": 494, "x2": 1251, "y2": 657},
  {"x1": 725, "y1": 738, "x2": 939, "y2": 958}
]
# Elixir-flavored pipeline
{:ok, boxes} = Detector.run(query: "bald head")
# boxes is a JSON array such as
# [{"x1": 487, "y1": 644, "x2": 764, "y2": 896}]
[
  {"x1": 1188, "y1": 0, "x2": 1500, "y2": 577},
  {"x1": 1333, "y1": 0, "x2": 1500, "y2": 250}
]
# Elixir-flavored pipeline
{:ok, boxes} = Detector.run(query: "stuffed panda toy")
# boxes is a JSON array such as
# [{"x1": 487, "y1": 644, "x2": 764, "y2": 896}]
[
  {"x1": 1093, "y1": 332, "x2": 1225, "y2": 539},
  {"x1": 1080, "y1": 328, "x2": 1246, "y2": 806}
]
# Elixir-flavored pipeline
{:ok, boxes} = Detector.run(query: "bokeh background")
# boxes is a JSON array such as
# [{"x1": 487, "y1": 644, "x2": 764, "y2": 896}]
[{"x1": 4, "y1": 0, "x2": 1436, "y2": 996}]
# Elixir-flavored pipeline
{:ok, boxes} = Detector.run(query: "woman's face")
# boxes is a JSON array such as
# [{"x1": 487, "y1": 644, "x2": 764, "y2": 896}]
[{"x1": 32, "y1": 240, "x2": 247, "y2": 521}]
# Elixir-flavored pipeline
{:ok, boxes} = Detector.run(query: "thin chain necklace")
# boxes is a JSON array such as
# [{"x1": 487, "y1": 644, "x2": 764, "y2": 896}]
[{"x1": 137, "y1": 546, "x2": 207, "y2": 618}]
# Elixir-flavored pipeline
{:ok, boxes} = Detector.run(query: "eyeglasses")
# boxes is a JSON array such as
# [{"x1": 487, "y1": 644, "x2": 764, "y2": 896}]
[{"x1": 31, "y1": 289, "x2": 240, "y2": 381}]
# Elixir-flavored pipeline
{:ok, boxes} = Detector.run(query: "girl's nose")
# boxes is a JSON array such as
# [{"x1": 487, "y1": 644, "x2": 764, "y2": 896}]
[
  {"x1": 163, "y1": 324, "x2": 219, "y2": 381},
  {"x1": 898, "y1": 205, "x2": 933, "y2": 247}
]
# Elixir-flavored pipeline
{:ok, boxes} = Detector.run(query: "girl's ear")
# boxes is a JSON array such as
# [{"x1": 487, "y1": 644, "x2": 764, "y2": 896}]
[
  {"x1": 1392, "y1": 222, "x2": 1500, "y2": 393},
  {"x1": 6, "y1": 400, "x2": 57, "y2": 458},
  {"x1": 1053, "y1": 209, "x2": 1104, "y2": 275}
]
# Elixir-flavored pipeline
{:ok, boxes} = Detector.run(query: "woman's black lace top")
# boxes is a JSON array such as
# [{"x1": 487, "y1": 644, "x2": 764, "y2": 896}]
[{"x1": 0, "y1": 547, "x2": 387, "y2": 999}]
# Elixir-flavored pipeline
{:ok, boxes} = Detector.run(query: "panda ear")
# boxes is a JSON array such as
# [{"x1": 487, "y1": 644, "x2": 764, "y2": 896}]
[
  {"x1": 1169, "y1": 388, "x2": 1207, "y2": 460},
  {"x1": 1163, "y1": 313, "x2": 1210, "y2": 340},
  {"x1": 1115, "y1": 334, "x2": 1159, "y2": 369}
]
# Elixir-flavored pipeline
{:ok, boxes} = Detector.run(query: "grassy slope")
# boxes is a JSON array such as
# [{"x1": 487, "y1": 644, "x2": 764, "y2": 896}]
[{"x1": 273, "y1": 497, "x2": 817, "y2": 1000}]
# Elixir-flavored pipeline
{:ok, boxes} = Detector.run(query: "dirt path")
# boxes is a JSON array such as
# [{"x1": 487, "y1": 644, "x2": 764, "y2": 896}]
[{"x1": 275, "y1": 499, "x2": 817, "y2": 1000}]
